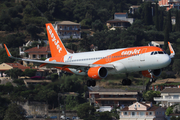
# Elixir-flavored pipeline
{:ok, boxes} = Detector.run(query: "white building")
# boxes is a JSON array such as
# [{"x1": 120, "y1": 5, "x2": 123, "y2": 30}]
[
  {"x1": 54, "y1": 21, "x2": 81, "y2": 39},
  {"x1": 154, "y1": 88, "x2": 180, "y2": 107},
  {"x1": 120, "y1": 102, "x2": 166, "y2": 120},
  {"x1": 114, "y1": 13, "x2": 134, "y2": 24}
]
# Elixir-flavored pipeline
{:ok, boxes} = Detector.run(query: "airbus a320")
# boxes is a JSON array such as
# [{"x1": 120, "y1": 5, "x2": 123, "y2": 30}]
[{"x1": 4, "y1": 23, "x2": 175, "y2": 87}]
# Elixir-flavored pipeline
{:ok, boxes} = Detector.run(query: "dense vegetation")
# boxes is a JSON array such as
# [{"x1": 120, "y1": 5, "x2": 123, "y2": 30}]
[{"x1": 1, "y1": 0, "x2": 180, "y2": 119}]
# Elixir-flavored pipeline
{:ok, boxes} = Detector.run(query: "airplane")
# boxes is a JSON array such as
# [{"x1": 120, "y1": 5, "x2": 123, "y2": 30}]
[{"x1": 4, "y1": 23, "x2": 175, "y2": 87}]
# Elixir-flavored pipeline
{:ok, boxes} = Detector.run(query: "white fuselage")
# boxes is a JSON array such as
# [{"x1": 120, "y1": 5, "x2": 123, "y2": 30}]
[{"x1": 61, "y1": 47, "x2": 171, "y2": 75}]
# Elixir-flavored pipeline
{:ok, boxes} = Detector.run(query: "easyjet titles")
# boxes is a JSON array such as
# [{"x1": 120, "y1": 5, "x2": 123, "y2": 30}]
[
  {"x1": 47, "y1": 25, "x2": 62, "y2": 53},
  {"x1": 121, "y1": 49, "x2": 141, "y2": 55}
]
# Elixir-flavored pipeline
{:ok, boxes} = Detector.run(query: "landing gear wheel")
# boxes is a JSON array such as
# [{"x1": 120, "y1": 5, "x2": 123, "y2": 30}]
[
  {"x1": 127, "y1": 79, "x2": 132, "y2": 85},
  {"x1": 122, "y1": 79, "x2": 127, "y2": 85},
  {"x1": 87, "y1": 80, "x2": 92, "y2": 87},
  {"x1": 122, "y1": 79, "x2": 132, "y2": 85},
  {"x1": 91, "y1": 80, "x2": 96, "y2": 87}
]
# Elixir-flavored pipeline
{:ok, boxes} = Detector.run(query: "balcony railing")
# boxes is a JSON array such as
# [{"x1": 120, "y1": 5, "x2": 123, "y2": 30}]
[
  {"x1": 154, "y1": 97, "x2": 180, "y2": 102},
  {"x1": 168, "y1": 0, "x2": 180, "y2": 3},
  {"x1": 59, "y1": 28, "x2": 79, "y2": 31},
  {"x1": 59, "y1": 35, "x2": 81, "y2": 39},
  {"x1": 120, "y1": 115, "x2": 155, "y2": 118}
]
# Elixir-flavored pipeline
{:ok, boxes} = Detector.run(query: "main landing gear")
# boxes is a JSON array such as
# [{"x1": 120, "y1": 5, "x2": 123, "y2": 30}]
[
  {"x1": 122, "y1": 79, "x2": 132, "y2": 85},
  {"x1": 87, "y1": 80, "x2": 96, "y2": 87},
  {"x1": 122, "y1": 73, "x2": 132, "y2": 85},
  {"x1": 149, "y1": 78, "x2": 156, "y2": 83},
  {"x1": 149, "y1": 70, "x2": 156, "y2": 83}
]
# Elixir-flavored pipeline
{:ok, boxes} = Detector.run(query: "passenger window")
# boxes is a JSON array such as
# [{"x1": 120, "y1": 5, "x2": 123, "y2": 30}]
[
  {"x1": 151, "y1": 52, "x2": 154, "y2": 55},
  {"x1": 154, "y1": 51, "x2": 157, "y2": 55}
]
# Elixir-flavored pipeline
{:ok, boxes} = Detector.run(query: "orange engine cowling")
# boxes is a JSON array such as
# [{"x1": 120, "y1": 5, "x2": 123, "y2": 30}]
[
  {"x1": 87, "y1": 66, "x2": 108, "y2": 79},
  {"x1": 142, "y1": 69, "x2": 161, "y2": 78}
]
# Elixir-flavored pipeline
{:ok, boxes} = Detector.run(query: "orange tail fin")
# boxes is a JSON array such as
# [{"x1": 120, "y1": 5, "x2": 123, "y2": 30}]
[{"x1": 46, "y1": 23, "x2": 69, "y2": 57}]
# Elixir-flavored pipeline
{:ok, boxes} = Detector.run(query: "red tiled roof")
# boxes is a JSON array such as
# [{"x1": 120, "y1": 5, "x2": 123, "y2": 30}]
[
  {"x1": 5, "y1": 63, "x2": 31, "y2": 71},
  {"x1": 107, "y1": 19, "x2": 129, "y2": 23},
  {"x1": 139, "y1": 102, "x2": 151, "y2": 107},
  {"x1": 161, "y1": 88, "x2": 180, "y2": 93},
  {"x1": 66, "y1": 48, "x2": 74, "y2": 53},
  {"x1": 95, "y1": 98, "x2": 137, "y2": 101},
  {"x1": 115, "y1": 13, "x2": 127, "y2": 15},
  {"x1": 24, "y1": 46, "x2": 50, "y2": 53},
  {"x1": 121, "y1": 105, "x2": 160, "y2": 112},
  {"x1": 24, "y1": 46, "x2": 74, "y2": 54}
]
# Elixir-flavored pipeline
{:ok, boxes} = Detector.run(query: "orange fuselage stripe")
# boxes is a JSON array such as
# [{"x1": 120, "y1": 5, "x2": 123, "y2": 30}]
[{"x1": 93, "y1": 46, "x2": 163, "y2": 64}]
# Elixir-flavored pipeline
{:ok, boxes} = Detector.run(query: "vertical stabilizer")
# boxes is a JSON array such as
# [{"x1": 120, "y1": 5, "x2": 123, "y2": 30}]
[{"x1": 46, "y1": 23, "x2": 69, "y2": 57}]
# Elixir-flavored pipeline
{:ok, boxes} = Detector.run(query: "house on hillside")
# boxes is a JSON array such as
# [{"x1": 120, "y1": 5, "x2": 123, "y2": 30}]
[
  {"x1": 148, "y1": 41, "x2": 164, "y2": 48},
  {"x1": 120, "y1": 102, "x2": 166, "y2": 120},
  {"x1": 54, "y1": 21, "x2": 81, "y2": 39},
  {"x1": 24, "y1": 45, "x2": 51, "y2": 59},
  {"x1": 23, "y1": 45, "x2": 74, "y2": 60},
  {"x1": 129, "y1": 5, "x2": 140, "y2": 14},
  {"x1": 106, "y1": 13, "x2": 133, "y2": 29},
  {"x1": 19, "y1": 40, "x2": 47, "y2": 56},
  {"x1": 159, "y1": 0, "x2": 180, "y2": 11},
  {"x1": 154, "y1": 88, "x2": 180, "y2": 107},
  {"x1": 0, "y1": 63, "x2": 31, "y2": 77},
  {"x1": 88, "y1": 88, "x2": 140, "y2": 108},
  {"x1": 151, "y1": 78, "x2": 180, "y2": 91}
]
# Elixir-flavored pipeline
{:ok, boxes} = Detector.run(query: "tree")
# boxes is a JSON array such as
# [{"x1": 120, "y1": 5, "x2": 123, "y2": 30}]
[
  {"x1": 159, "y1": 11, "x2": 164, "y2": 31},
  {"x1": 96, "y1": 111, "x2": 112, "y2": 120},
  {"x1": 164, "y1": 25, "x2": 169, "y2": 51},
  {"x1": 173, "y1": 59, "x2": 180, "y2": 75},
  {"x1": 26, "y1": 24, "x2": 41, "y2": 40},
  {"x1": 92, "y1": 19, "x2": 103, "y2": 31},
  {"x1": 5, "y1": 68, "x2": 23, "y2": 79},
  {"x1": 8, "y1": 7, "x2": 18, "y2": 18},
  {"x1": 0, "y1": 97, "x2": 10, "y2": 120},
  {"x1": 155, "y1": 2, "x2": 159, "y2": 30},
  {"x1": 51, "y1": 73, "x2": 58, "y2": 81},
  {"x1": 144, "y1": 2, "x2": 153, "y2": 25},
  {"x1": 77, "y1": 102, "x2": 96, "y2": 120},
  {"x1": 3, "y1": 103, "x2": 27, "y2": 120},
  {"x1": 23, "y1": 69, "x2": 37, "y2": 77},
  {"x1": 175, "y1": 10, "x2": 180, "y2": 32},
  {"x1": 165, "y1": 106, "x2": 173, "y2": 116},
  {"x1": 167, "y1": 10, "x2": 172, "y2": 32},
  {"x1": 143, "y1": 90, "x2": 160, "y2": 101},
  {"x1": 0, "y1": 49, "x2": 16, "y2": 64}
]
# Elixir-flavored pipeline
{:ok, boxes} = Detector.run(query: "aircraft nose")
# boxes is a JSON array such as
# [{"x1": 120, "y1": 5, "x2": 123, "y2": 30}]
[{"x1": 161, "y1": 55, "x2": 171, "y2": 67}]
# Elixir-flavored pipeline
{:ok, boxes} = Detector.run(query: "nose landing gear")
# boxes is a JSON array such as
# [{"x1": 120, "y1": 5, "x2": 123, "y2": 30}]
[
  {"x1": 122, "y1": 79, "x2": 132, "y2": 85},
  {"x1": 87, "y1": 80, "x2": 96, "y2": 87}
]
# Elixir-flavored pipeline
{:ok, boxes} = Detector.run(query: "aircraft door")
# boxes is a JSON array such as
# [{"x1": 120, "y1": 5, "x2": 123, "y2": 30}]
[{"x1": 140, "y1": 48, "x2": 147, "y2": 61}]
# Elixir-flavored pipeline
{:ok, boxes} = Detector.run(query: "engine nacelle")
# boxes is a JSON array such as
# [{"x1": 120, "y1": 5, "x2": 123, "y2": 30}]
[
  {"x1": 142, "y1": 69, "x2": 162, "y2": 78},
  {"x1": 87, "y1": 66, "x2": 108, "y2": 79}
]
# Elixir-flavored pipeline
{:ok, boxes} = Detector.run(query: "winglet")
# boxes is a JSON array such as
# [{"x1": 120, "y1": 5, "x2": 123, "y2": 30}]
[
  {"x1": 4, "y1": 44, "x2": 12, "y2": 57},
  {"x1": 168, "y1": 42, "x2": 175, "y2": 58}
]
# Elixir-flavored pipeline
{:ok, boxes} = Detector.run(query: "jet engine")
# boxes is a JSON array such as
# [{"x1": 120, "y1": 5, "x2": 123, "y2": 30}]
[
  {"x1": 87, "y1": 66, "x2": 108, "y2": 79},
  {"x1": 142, "y1": 69, "x2": 162, "y2": 78}
]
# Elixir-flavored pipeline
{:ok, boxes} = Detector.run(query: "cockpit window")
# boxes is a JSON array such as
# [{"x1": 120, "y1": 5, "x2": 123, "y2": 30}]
[
  {"x1": 151, "y1": 51, "x2": 166, "y2": 55},
  {"x1": 158, "y1": 51, "x2": 164, "y2": 54}
]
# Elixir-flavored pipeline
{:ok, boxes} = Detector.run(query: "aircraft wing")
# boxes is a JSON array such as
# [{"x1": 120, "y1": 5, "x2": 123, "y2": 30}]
[{"x1": 4, "y1": 44, "x2": 114, "y2": 69}]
